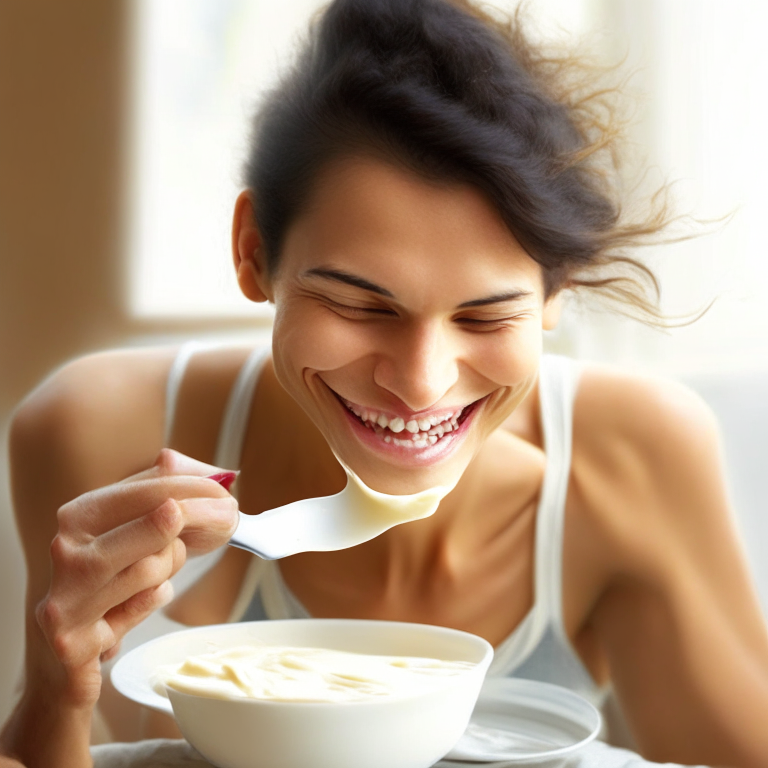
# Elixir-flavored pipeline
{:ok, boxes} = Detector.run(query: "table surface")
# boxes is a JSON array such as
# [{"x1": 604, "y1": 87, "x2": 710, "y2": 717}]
[{"x1": 90, "y1": 738, "x2": 712, "y2": 768}]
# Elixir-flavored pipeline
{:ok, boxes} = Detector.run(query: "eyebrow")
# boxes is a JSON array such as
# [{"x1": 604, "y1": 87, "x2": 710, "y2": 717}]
[
  {"x1": 304, "y1": 267, "x2": 532, "y2": 307},
  {"x1": 457, "y1": 291, "x2": 533, "y2": 308},
  {"x1": 304, "y1": 267, "x2": 395, "y2": 297}
]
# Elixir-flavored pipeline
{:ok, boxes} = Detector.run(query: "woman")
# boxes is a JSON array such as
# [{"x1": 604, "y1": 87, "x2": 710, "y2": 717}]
[{"x1": 3, "y1": 0, "x2": 768, "y2": 766}]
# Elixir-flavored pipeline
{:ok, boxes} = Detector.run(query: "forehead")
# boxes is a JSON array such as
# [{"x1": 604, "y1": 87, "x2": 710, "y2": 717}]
[{"x1": 280, "y1": 155, "x2": 544, "y2": 296}]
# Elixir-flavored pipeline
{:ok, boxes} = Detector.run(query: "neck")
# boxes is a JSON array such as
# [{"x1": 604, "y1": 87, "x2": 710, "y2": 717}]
[{"x1": 250, "y1": 357, "x2": 541, "y2": 580}]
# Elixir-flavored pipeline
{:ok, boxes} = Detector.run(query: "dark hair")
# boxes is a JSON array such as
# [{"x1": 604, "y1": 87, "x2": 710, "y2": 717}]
[{"x1": 245, "y1": 0, "x2": 672, "y2": 320}]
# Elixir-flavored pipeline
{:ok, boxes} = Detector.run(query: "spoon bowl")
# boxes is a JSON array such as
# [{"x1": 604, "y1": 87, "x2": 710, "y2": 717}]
[{"x1": 228, "y1": 467, "x2": 454, "y2": 560}]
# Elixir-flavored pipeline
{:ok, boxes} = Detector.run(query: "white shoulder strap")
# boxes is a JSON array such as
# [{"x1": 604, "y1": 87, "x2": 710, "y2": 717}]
[
  {"x1": 534, "y1": 354, "x2": 581, "y2": 637},
  {"x1": 164, "y1": 340, "x2": 205, "y2": 447},
  {"x1": 214, "y1": 346, "x2": 271, "y2": 470},
  {"x1": 161, "y1": 343, "x2": 269, "y2": 627}
]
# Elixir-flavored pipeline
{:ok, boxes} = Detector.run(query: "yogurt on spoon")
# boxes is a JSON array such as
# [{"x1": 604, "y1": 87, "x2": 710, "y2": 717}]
[{"x1": 228, "y1": 460, "x2": 457, "y2": 560}]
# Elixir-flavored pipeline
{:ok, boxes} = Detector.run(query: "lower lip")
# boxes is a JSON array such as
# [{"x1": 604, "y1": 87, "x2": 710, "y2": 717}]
[{"x1": 336, "y1": 397, "x2": 483, "y2": 466}]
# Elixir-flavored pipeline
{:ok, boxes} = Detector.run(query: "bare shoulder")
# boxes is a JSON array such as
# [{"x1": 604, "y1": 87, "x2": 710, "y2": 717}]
[
  {"x1": 565, "y1": 374, "x2": 768, "y2": 766},
  {"x1": 10, "y1": 343, "x2": 258, "y2": 529},
  {"x1": 14, "y1": 345, "x2": 178, "y2": 428},
  {"x1": 11, "y1": 347, "x2": 178, "y2": 486},
  {"x1": 9, "y1": 347, "x2": 181, "y2": 595},
  {"x1": 569, "y1": 362, "x2": 726, "y2": 576},
  {"x1": 573, "y1": 362, "x2": 718, "y2": 474}
]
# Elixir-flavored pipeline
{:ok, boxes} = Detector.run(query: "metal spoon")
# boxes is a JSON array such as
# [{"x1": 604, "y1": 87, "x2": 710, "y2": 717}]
[{"x1": 228, "y1": 466, "x2": 455, "y2": 560}]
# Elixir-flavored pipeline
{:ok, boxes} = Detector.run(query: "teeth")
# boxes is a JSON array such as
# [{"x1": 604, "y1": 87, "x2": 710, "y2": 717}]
[{"x1": 344, "y1": 396, "x2": 469, "y2": 441}]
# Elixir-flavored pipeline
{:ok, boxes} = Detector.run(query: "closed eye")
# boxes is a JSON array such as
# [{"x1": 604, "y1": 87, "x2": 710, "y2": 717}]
[
  {"x1": 326, "y1": 300, "x2": 397, "y2": 317},
  {"x1": 454, "y1": 315, "x2": 527, "y2": 331}
]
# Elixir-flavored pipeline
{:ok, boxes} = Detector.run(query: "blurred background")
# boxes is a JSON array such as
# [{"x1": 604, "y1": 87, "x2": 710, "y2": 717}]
[{"x1": 1, "y1": 0, "x2": 768, "y2": 723}]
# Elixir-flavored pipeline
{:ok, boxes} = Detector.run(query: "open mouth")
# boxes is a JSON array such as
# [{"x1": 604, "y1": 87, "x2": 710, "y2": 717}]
[{"x1": 331, "y1": 390, "x2": 484, "y2": 449}]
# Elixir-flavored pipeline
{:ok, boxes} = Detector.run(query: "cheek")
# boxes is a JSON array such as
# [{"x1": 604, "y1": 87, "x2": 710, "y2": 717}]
[
  {"x1": 469, "y1": 323, "x2": 543, "y2": 389},
  {"x1": 271, "y1": 303, "x2": 373, "y2": 378}
]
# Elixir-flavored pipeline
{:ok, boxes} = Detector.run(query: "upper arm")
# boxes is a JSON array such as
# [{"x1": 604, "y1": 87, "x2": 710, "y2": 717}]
[
  {"x1": 9, "y1": 347, "x2": 175, "y2": 606},
  {"x1": 574, "y1": 369, "x2": 768, "y2": 766}
]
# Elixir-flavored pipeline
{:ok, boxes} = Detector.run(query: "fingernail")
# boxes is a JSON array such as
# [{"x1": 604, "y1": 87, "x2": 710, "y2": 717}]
[{"x1": 206, "y1": 471, "x2": 238, "y2": 492}]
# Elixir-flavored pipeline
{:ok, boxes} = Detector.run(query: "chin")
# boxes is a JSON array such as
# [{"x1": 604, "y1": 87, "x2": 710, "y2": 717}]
[
  {"x1": 317, "y1": 388, "x2": 494, "y2": 495},
  {"x1": 343, "y1": 452, "x2": 474, "y2": 495}
]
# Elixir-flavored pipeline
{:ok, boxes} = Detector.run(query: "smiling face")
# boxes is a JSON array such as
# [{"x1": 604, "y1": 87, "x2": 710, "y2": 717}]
[{"x1": 234, "y1": 155, "x2": 559, "y2": 494}]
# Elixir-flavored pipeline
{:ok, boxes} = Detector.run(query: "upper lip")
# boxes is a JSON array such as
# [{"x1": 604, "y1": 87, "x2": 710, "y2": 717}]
[{"x1": 343, "y1": 397, "x2": 464, "y2": 422}]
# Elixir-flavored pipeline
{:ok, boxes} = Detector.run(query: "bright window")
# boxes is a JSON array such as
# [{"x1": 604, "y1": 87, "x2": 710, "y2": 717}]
[{"x1": 129, "y1": 0, "x2": 328, "y2": 318}]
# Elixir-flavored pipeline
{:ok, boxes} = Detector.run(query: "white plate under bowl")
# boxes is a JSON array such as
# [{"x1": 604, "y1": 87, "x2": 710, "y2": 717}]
[
  {"x1": 439, "y1": 677, "x2": 601, "y2": 765},
  {"x1": 111, "y1": 619, "x2": 493, "y2": 768}
]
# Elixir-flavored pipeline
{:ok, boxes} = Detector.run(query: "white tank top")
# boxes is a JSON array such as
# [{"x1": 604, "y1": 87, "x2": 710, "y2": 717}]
[{"x1": 163, "y1": 343, "x2": 608, "y2": 709}]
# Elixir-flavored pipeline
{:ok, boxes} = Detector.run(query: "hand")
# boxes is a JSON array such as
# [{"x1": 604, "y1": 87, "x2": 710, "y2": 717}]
[
  {"x1": 34, "y1": 449, "x2": 239, "y2": 707},
  {"x1": 0, "y1": 757, "x2": 25, "y2": 768}
]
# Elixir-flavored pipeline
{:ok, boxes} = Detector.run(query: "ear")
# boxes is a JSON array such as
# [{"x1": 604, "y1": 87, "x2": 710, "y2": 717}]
[
  {"x1": 542, "y1": 292, "x2": 563, "y2": 330},
  {"x1": 232, "y1": 190, "x2": 272, "y2": 303}
]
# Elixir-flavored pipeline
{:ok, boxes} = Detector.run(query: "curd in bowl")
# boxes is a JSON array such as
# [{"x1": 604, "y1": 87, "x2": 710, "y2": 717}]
[{"x1": 111, "y1": 618, "x2": 493, "y2": 768}]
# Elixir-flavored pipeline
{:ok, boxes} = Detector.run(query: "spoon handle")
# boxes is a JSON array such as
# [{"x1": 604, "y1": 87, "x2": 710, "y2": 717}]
[{"x1": 228, "y1": 510, "x2": 284, "y2": 560}]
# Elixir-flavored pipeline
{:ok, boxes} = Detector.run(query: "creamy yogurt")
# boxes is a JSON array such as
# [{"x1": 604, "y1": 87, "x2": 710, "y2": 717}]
[
  {"x1": 228, "y1": 456, "x2": 462, "y2": 560},
  {"x1": 154, "y1": 646, "x2": 475, "y2": 703}
]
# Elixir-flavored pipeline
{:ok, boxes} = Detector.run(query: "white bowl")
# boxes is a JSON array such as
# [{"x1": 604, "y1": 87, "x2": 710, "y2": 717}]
[{"x1": 111, "y1": 619, "x2": 493, "y2": 768}]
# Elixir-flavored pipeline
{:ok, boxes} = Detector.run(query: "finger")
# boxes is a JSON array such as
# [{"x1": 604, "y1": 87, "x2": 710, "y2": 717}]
[
  {"x1": 109, "y1": 538, "x2": 185, "y2": 614},
  {"x1": 177, "y1": 495, "x2": 240, "y2": 554},
  {"x1": 47, "y1": 498, "x2": 183, "y2": 603},
  {"x1": 100, "y1": 641, "x2": 122, "y2": 663},
  {"x1": 48, "y1": 494, "x2": 233, "y2": 630},
  {"x1": 61, "y1": 474, "x2": 236, "y2": 538},
  {"x1": 68, "y1": 537, "x2": 183, "y2": 627},
  {"x1": 51, "y1": 581, "x2": 176, "y2": 669},
  {"x1": 92, "y1": 498, "x2": 185, "y2": 577},
  {"x1": 102, "y1": 580, "x2": 176, "y2": 652},
  {"x1": 92, "y1": 494, "x2": 238, "y2": 562}
]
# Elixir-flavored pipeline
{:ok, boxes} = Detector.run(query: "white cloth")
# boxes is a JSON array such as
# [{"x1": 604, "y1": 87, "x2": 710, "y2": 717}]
[{"x1": 91, "y1": 739, "x2": 710, "y2": 768}]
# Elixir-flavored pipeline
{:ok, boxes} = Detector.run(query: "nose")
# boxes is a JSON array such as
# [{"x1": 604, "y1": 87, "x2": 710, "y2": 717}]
[{"x1": 372, "y1": 320, "x2": 460, "y2": 412}]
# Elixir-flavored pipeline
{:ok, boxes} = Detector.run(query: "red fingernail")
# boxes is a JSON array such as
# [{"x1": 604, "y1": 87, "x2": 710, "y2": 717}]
[{"x1": 206, "y1": 471, "x2": 238, "y2": 492}]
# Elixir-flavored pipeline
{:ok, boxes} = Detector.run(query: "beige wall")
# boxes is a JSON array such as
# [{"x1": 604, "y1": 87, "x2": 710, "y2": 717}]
[
  {"x1": 0, "y1": 0, "x2": 130, "y2": 721},
  {"x1": 0, "y1": 0, "x2": 128, "y2": 410},
  {"x1": 0, "y1": 0, "x2": 262, "y2": 721}
]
